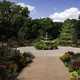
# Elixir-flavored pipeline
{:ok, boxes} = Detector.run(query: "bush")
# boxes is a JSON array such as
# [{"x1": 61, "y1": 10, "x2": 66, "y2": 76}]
[
  {"x1": 0, "y1": 46, "x2": 34, "y2": 80},
  {"x1": 77, "y1": 69, "x2": 80, "y2": 75},
  {"x1": 60, "y1": 52, "x2": 71, "y2": 62},
  {"x1": 34, "y1": 40, "x2": 47, "y2": 50},
  {"x1": 34, "y1": 40, "x2": 58, "y2": 50},
  {"x1": 70, "y1": 71, "x2": 78, "y2": 80},
  {"x1": 51, "y1": 42, "x2": 58, "y2": 49},
  {"x1": 60, "y1": 52, "x2": 80, "y2": 80},
  {"x1": 60, "y1": 51, "x2": 74, "y2": 62},
  {"x1": 16, "y1": 52, "x2": 35, "y2": 71}
]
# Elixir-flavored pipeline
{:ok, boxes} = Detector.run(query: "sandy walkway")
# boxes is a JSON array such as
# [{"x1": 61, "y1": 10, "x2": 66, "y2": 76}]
[
  {"x1": 18, "y1": 47, "x2": 80, "y2": 80},
  {"x1": 17, "y1": 46, "x2": 80, "y2": 57},
  {"x1": 17, "y1": 46, "x2": 78, "y2": 80},
  {"x1": 17, "y1": 56, "x2": 69, "y2": 80}
]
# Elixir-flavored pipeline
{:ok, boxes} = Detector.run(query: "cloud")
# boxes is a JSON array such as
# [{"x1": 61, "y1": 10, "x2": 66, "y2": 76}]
[
  {"x1": 49, "y1": 7, "x2": 80, "y2": 22},
  {"x1": 16, "y1": 3, "x2": 35, "y2": 11}
]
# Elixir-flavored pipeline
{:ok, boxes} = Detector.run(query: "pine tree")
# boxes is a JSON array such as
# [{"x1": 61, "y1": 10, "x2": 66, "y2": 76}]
[{"x1": 59, "y1": 19, "x2": 77, "y2": 46}]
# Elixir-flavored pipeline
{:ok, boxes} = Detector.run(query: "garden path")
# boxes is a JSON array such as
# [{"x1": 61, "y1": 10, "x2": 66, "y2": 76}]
[
  {"x1": 17, "y1": 46, "x2": 80, "y2": 57},
  {"x1": 16, "y1": 46, "x2": 78, "y2": 80},
  {"x1": 17, "y1": 56, "x2": 69, "y2": 80}
]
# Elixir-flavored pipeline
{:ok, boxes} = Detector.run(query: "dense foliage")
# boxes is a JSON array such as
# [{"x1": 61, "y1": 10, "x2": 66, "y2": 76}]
[
  {"x1": 1, "y1": 0, "x2": 80, "y2": 80},
  {"x1": 0, "y1": 1, "x2": 30, "y2": 41},
  {"x1": 0, "y1": 45, "x2": 34, "y2": 80},
  {"x1": 34, "y1": 40, "x2": 58, "y2": 50},
  {"x1": 0, "y1": 1, "x2": 62, "y2": 43},
  {"x1": 59, "y1": 19, "x2": 79, "y2": 46},
  {"x1": 60, "y1": 52, "x2": 80, "y2": 80},
  {"x1": 0, "y1": 0, "x2": 80, "y2": 47}
]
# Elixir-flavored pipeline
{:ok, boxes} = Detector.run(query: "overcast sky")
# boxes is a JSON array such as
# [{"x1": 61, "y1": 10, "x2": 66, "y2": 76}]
[{"x1": 8, "y1": 0, "x2": 80, "y2": 22}]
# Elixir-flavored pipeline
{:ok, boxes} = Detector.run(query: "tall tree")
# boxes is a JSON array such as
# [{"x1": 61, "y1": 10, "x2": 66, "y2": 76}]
[
  {"x1": 59, "y1": 19, "x2": 77, "y2": 46},
  {"x1": 0, "y1": 1, "x2": 30, "y2": 40},
  {"x1": 39, "y1": 18, "x2": 54, "y2": 39}
]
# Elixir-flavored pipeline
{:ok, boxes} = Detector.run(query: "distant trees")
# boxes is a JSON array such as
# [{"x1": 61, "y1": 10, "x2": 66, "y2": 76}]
[
  {"x1": 49, "y1": 22, "x2": 62, "y2": 39},
  {"x1": 39, "y1": 18, "x2": 62, "y2": 39},
  {"x1": 0, "y1": 1, "x2": 80, "y2": 47},
  {"x1": 28, "y1": 18, "x2": 62, "y2": 40},
  {"x1": 59, "y1": 19, "x2": 79, "y2": 46},
  {"x1": 0, "y1": 1, "x2": 63, "y2": 42},
  {"x1": 76, "y1": 16, "x2": 80, "y2": 39}
]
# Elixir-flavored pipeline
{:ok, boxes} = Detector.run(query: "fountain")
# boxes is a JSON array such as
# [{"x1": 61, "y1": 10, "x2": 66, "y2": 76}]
[
  {"x1": 35, "y1": 32, "x2": 58, "y2": 50},
  {"x1": 44, "y1": 32, "x2": 49, "y2": 41}
]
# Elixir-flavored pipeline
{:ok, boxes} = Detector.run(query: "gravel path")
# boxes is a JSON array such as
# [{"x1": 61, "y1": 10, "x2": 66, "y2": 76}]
[
  {"x1": 17, "y1": 46, "x2": 80, "y2": 80},
  {"x1": 17, "y1": 46, "x2": 80, "y2": 57}
]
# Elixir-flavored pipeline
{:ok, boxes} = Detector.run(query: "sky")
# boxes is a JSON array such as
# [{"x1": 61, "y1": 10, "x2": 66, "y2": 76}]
[{"x1": 7, "y1": 0, "x2": 80, "y2": 22}]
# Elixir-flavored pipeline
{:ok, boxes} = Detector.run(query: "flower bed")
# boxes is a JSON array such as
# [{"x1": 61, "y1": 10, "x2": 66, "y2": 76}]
[{"x1": 60, "y1": 51, "x2": 80, "y2": 80}]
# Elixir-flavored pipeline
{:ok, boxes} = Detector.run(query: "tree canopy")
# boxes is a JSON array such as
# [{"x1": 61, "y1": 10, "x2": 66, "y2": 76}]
[
  {"x1": 0, "y1": 1, "x2": 30, "y2": 40},
  {"x1": 0, "y1": 1, "x2": 80, "y2": 47}
]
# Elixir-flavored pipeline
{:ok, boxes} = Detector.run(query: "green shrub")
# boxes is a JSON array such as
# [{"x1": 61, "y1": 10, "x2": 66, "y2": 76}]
[
  {"x1": 70, "y1": 71, "x2": 78, "y2": 80},
  {"x1": 11, "y1": 51, "x2": 35, "y2": 72},
  {"x1": 68, "y1": 64, "x2": 78, "y2": 72},
  {"x1": 60, "y1": 51, "x2": 75, "y2": 62},
  {"x1": 60, "y1": 52, "x2": 71, "y2": 62},
  {"x1": 16, "y1": 52, "x2": 35, "y2": 71},
  {"x1": 34, "y1": 40, "x2": 47, "y2": 50},
  {"x1": 60, "y1": 52, "x2": 80, "y2": 80},
  {"x1": 34, "y1": 40, "x2": 58, "y2": 50},
  {"x1": 51, "y1": 42, "x2": 58, "y2": 49},
  {"x1": 0, "y1": 46, "x2": 34, "y2": 80}
]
